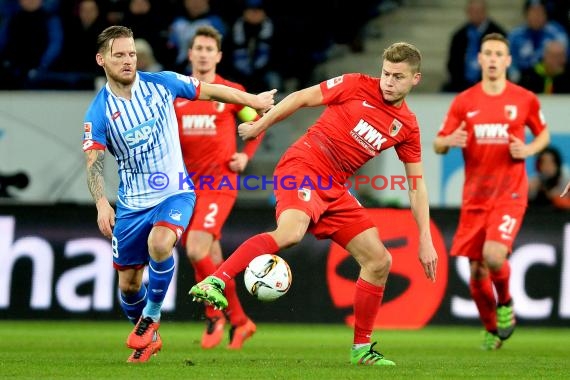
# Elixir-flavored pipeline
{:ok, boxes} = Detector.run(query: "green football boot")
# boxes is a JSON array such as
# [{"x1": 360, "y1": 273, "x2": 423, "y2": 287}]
[
  {"x1": 481, "y1": 331, "x2": 502, "y2": 351},
  {"x1": 497, "y1": 301, "x2": 516, "y2": 340},
  {"x1": 189, "y1": 276, "x2": 228, "y2": 310},
  {"x1": 350, "y1": 342, "x2": 396, "y2": 366}
]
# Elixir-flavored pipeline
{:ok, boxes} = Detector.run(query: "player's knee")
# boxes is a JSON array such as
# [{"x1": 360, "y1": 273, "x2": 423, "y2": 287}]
[
  {"x1": 484, "y1": 253, "x2": 505, "y2": 271},
  {"x1": 119, "y1": 281, "x2": 141, "y2": 295},
  {"x1": 148, "y1": 239, "x2": 173, "y2": 258},
  {"x1": 363, "y1": 248, "x2": 392, "y2": 276},
  {"x1": 482, "y1": 248, "x2": 507, "y2": 270},
  {"x1": 272, "y1": 229, "x2": 303, "y2": 248}
]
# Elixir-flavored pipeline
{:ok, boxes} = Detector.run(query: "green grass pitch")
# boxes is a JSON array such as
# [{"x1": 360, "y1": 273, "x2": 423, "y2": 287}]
[{"x1": 0, "y1": 321, "x2": 568, "y2": 379}]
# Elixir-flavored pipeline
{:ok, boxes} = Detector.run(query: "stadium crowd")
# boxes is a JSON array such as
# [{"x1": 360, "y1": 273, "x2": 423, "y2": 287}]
[
  {"x1": 442, "y1": 0, "x2": 570, "y2": 94},
  {"x1": 0, "y1": 0, "x2": 394, "y2": 91},
  {"x1": 0, "y1": 0, "x2": 569, "y2": 95}
]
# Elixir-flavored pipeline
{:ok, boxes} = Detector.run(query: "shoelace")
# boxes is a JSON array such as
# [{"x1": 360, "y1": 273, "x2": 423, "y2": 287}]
[
  {"x1": 131, "y1": 332, "x2": 159, "y2": 359},
  {"x1": 135, "y1": 317, "x2": 153, "y2": 336},
  {"x1": 356, "y1": 342, "x2": 386, "y2": 364},
  {"x1": 201, "y1": 280, "x2": 222, "y2": 292},
  {"x1": 367, "y1": 342, "x2": 385, "y2": 359},
  {"x1": 132, "y1": 348, "x2": 145, "y2": 359}
]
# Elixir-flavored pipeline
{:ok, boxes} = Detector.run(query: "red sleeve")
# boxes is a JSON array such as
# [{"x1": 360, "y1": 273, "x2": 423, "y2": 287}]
[
  {"x1": 319, "y1": 74, "x2": 360, "y2": 105},
  {"x1": 526, "y1": 95, "x2": 547, "y2": 136},
  {"x1": 395, "y1": 123, "x2": 422, "y2": 163},
  {"x1": 437, "y1": 95, "x2": 465, "y2": 137}
]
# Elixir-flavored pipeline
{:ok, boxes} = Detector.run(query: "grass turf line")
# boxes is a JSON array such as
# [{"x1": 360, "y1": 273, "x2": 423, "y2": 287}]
[{"x1": 0, "y1": 321, "x2": 568, "y2": 379}]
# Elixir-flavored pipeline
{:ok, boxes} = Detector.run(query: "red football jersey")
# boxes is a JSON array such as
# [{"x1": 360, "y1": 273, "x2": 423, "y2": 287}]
[
  {"x1": 284, "y1": 73, "x2": 421, "y2": 186},
  {"x1": 438, "y1": 81, "x2": 547, "y2": 209},
  {"x1": 175, "y1": 75, "x2": 261, "y2": 192}
]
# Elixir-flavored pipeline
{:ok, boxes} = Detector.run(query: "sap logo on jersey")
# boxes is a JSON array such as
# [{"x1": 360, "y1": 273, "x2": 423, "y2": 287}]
[
  {"x1": 474, "y1": 123, "x2": 509, "y2": 144},
  {"x1": 350, "y1": 119, "x2": 387, "y2": 153},
  {"x1": 123, "y1": 118, "x2": 157, "y2": 148}
]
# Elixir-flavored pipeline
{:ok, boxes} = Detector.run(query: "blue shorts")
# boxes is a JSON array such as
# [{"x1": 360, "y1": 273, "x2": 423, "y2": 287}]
[{"x1": 112, "y1": 192, "x2": 196, "y2": 268}]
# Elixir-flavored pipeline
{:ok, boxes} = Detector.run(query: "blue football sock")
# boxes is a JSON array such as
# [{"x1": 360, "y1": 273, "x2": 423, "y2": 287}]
[
  {"x1": 142, "y1": 255, "x2": 175, "y2": 321},
  {"x1": 120, "y1": 286, "x2": 147, "y2": 324}
]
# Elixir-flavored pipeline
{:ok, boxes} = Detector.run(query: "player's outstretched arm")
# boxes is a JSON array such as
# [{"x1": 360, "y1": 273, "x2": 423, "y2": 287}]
[
  {"x1": 238, "y1": 84, "x2": 324, "y2": 141},
  {"x1": 85, "y1": 149, "x2": 115, "y2": 238},
  {"x1": 199, "y1": 82, "x2": 276, "y2": 114},
  {"x1": 404, "y1": 161, "x2": 438, "y2": 282}
]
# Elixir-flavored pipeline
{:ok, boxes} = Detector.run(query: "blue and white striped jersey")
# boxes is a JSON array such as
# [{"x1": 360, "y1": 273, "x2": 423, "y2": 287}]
[{"x1": 83, "y1": 71, "x2": 199, "y2": 210}]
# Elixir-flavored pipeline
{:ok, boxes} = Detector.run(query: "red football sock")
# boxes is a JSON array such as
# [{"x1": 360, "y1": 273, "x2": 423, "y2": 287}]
[
  {"x1": 213, "y1": 233, "x2": 279, "y2": 281},
  {"x1": 353, "y1": 277, "x2": 385, "y2": 344},
  {"x1": 192, "y1": 256, "x2": 223, "y2": 319},
  {"x1": 469, "y1": 276, "x2": 497, "y2": 332},
  {"x1": 490, "y1": 261, "x2": 512, "y2": 305},
  {"x1": 224, "y1": 277, "x2": 247, "y2": 326},
  {"x1": 192, "y1": 255, "x2": 217, "y2": 282}
]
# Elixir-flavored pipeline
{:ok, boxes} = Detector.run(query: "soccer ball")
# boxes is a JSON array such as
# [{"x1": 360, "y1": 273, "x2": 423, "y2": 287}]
[{"x1": 244, "y1": 254, "x2": 292, "y2": 302}]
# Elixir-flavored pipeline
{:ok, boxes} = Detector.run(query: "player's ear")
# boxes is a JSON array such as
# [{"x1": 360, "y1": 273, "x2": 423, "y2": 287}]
[
  {"x1": 96, "y1": 53, "x2": 104, "y2": 67},
  {"x1": 412, "y1": 72, "x2": 421, "y2": 86}
]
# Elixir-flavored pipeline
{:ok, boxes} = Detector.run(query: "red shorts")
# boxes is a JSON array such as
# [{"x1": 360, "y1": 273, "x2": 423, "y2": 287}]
[
  {"x1": 274, "y1": 163, "x2": 374, "y2": 247},
  {"x1": 181, "y1": 191, "x2": 236, "y2": 245},
  {"x1": 451, "y1": 204, "x2": 526, "y2": 260}
]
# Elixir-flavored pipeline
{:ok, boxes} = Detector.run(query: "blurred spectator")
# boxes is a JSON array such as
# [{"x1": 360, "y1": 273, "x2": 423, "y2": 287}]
[
  {"x1": 519, "y1": 39, "x2": 570, "y2": 93},
  {"x1": 135, "y1": 38, "x2": 163, "y2": 72},
  {"x1": 544, "y1": 0, "x2": 570, "y2": 35},
  {"x1": 52, "y1": 0, "x2": 108, "y2": 89},
  {"x1": 442, "y1": 0, "x2": 507, "y2": 92},
  {"x1": 226, "y1": 0, "x2": 280, "y2": 93},
  {"x1": 529, "y1": 146, "x2": 570, "y2": 209},
  {"x1": 330, "y1": 0, "x2": 385, "y2": 53},
  {"x1": 104, "y1": 0, "x2": 128, "y2": 25},
  {"x1": 270, "y1": 0, "x2": 333, "y2": 89},
  {"x1": 167, "y1": 0, "x2": 227, "y2": 71},
  {"x1": 508, "y1": 0, "x2": 569, "y2": 83},
  {"x1": 122, "y1": 0, "x2": 170, "y2": 67},
  {"x1": 0, "y1": 0, "x2": 64, "y2": 89}
]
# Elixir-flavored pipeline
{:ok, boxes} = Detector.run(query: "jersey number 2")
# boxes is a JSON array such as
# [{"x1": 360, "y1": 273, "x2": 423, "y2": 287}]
[{"x1": 204, "y1": 203, "x2": 218, "y2": 228}]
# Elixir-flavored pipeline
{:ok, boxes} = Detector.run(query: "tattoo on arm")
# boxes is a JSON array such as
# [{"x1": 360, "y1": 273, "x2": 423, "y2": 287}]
[{"x1": 86, "y1": 150, "x2": 106, "y2": 203}]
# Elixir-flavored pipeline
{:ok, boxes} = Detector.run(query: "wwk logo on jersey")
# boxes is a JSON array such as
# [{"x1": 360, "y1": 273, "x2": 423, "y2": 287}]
[
  {"x1": 181, "y1": 114, "x2": 217, "y2": 135},
  {"x1": 123, "y1": 118, "x2": 158, "y2": 148},
  {"x1": 350, "y1": 119, "x2": 387, "y2": 154},
  {"x1": 474, "y1": 123, "x2": 509, "y2": 144}
]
